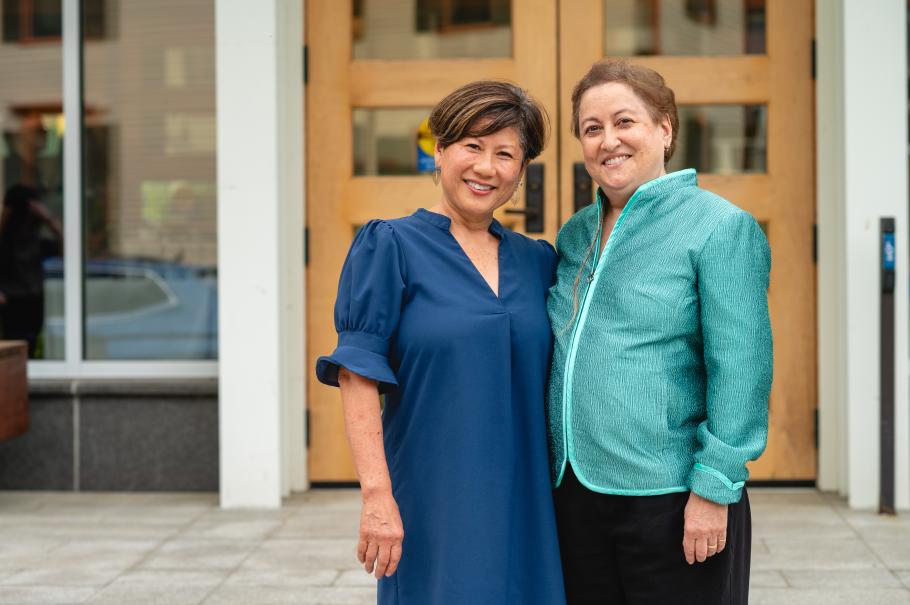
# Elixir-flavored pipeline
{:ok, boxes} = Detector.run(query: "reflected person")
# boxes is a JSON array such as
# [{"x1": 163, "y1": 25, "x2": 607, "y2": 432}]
[{"x1": 0, "y1": 184, "x2": 63, "y2": 357}]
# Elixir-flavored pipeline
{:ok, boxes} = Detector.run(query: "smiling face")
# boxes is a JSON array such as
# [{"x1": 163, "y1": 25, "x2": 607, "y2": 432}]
[
  {"x1": 434, "y1": 125, "x2": 525, "y2": 222},
  {"x1": 577, "y1": 82, "x2": 672, "y2": 207}
]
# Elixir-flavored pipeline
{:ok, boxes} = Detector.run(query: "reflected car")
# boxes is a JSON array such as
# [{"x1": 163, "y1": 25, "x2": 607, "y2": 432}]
[{"x1": 42, "y1": 258, "x2": 218, "y2": 360}]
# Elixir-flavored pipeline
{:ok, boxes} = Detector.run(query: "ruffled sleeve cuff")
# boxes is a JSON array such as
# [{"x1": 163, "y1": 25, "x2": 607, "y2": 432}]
[
  {"x1": 315, "y1": 331, "x2": 398, "y2": 394},
  {"x1": 688, "y1": 463, "x2": 745, "y2": 505}
]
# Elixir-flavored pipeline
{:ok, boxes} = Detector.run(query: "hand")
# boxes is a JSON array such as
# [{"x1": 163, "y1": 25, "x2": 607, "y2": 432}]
[
  {"x1": 682, "y1": 492, "x2": 727, "y2": 564},
  {"x1": 358, "y1": 489, "x2": 404, "y2": 578}
]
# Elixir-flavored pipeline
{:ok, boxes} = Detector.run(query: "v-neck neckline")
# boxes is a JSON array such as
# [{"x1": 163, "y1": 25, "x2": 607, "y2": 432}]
[{"x1": 414, "y1": 208, "x2": 505, "y2": 301}]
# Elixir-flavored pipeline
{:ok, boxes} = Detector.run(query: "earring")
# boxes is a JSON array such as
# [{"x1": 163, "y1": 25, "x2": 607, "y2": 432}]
[
  {"x1": 432, "y1": 167, "x2": 441, "y2": 186},
  {"x1": 511, "y1": 181, "x2": 523, "y2": 206}
]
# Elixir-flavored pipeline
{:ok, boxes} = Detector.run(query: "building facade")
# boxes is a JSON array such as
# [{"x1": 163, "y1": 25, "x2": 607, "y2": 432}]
[{"x1": 0, "y1": 0, "x2": 906, "y2": 510}]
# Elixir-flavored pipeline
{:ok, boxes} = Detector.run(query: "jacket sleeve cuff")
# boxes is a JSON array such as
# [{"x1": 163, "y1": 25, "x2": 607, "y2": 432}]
[{"x1": 688, "y1": 463, "x2": 745, "y2": 505}]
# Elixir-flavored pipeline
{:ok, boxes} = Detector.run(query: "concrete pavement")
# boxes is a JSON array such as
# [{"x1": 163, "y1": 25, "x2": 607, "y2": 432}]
[{"x1": 0, "y1": 488, "x2": 907, "y2": 604}]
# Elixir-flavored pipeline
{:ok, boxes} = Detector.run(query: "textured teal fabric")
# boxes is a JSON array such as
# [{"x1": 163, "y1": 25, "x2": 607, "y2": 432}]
[{"x1": 547, "y1": 169, "x2": 772, "y2": 505}]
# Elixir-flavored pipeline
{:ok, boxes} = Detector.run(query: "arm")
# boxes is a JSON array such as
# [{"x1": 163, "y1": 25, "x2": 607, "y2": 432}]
[
  {"x1": 29, "y1": 201, "x2": 64, "y2": 253},
  {"x1": 684, "y1": 210, "x2": 772, "y2": 563},
  {"x1": 339, "y1": 367, "x2": 403, "y2": 578},
  {"x1": 314, "y1": 220, "x2": 406, "y2": 575}
]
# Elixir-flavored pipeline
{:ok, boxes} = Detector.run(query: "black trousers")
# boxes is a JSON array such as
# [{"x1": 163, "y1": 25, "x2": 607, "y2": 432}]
[
  {"x1": 0, "y1": 295, "x2": 44, "y2": 357},
  {"x1": 553, "y1": 465, "x2": 751, "y2": 605}
]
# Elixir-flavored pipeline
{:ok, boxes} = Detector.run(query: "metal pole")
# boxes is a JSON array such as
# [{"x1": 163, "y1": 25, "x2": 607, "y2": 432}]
[{"x1": 880, "y1": 217, "x2": 896, "y2": 515}]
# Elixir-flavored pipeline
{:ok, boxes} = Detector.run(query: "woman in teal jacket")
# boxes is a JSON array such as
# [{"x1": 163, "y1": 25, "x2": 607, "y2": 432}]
[{"x1": 548, "y1": 58, "x2": 772, "y2": 604}]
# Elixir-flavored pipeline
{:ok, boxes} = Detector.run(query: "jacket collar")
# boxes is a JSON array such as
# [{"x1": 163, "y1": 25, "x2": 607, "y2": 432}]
[{"x1": 596, "y1": 168, "x2": 698, "y2": 209}]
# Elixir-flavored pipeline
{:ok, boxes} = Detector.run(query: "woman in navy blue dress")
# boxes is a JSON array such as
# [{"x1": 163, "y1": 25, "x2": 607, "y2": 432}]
[{"x1": 316, "y1": 81, "x2": 566, "y2": 604}]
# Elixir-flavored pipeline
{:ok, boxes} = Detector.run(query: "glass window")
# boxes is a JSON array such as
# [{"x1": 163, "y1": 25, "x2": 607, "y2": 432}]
[
  {"x1": 0, "y1": 7, "x2": 64, "y2": 359},
  {"x1": 354, "y1": 108, "x2": 436, "y2": 176},
  {"x1": 604, "y1": 0, "x2": 765, "y2": 56},
  {"x1": 31, "y1": 0, "x2": 61, "y2": 38},
  {"x1": 81, "y1": 1, "x2": 217, "y2": 360},
  {"x1": 2, "y1": 0, "x2": 109, "y2": 42},
  {"x1": 667, "y1": 104, "x2": 766, "y2": 174},
  {"x1": 353, "y1": 0, "x2": 511, "y2": 60}
]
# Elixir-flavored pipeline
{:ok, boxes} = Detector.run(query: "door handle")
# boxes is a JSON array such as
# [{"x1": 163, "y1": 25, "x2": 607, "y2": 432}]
[
  {"x1": 573, "y1": 162, "x2": 593, "y2": 212},
  {"x1": 504, "y1": 162, "x2": 544, "y2": 233}
]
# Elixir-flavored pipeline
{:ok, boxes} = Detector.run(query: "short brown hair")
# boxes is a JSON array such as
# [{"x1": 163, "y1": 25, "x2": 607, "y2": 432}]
[
  {"x1": 571, "y1": 58, "x2": 679, "y2": 163},
  {"x1": 429, "y1": 80, "x2": 549, "y2": 162}
]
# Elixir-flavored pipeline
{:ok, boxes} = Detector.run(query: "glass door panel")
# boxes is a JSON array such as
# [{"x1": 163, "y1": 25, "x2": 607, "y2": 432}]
[
  {"x1": 354, "y1": 0, "x2": 512, "y2": 59},
  {"x1": 604, "y1": 0, "x2": 766, "y2": 56}
]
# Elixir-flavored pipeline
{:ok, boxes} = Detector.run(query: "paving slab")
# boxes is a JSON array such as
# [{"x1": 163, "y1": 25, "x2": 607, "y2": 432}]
[
  {"x1": 273, "y1": 509, "x2": 360, "y2": 539},
  {"x1": 896, "y1": 569, "x2": 910, "y2": 590},
  {"x1": 334, "y1": 570, "x2": 379, "y2": 588},
  {"x1": 238, "y1": 539, "x2": 361, "y2": 572},
  {"x1": 201, "y1": 585, "x2": 375, "y2": 605},
  {"x1": 755, "y1": 537, "x2": 883, "y2": 571},
  {"x1": 138, "y1": 539, "x2": 260, "y2": 571},
  {"x1": 864, "y1": 539, "x2": 910, "y2": 569},
  {"x1": 0, "y1": 585, "x2": 98, "y2": 604},
  {"x1": 83, "y1": 570, "x2": 226, "y2": 605},
  {"x1": 180, "y1": 515, "x2": 284, "y2": 541},
  {"x1": 749, "y1": 570, "x2": 788, "y2": 588},
  {"x1": 782, "y1": 568, "x2": 905, "y2": 589},
  {"x1": 751, "y1": 588, "x2": 910, "y2": 605}
]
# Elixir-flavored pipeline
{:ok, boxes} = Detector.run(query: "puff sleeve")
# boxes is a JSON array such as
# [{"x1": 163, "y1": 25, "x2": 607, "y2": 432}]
[
  {"x1": 688, "y1": 210, "x2": 773, "y2": 505},
  {"x1": 315, "y1": 220, "x2": 405, "y2": 394}
]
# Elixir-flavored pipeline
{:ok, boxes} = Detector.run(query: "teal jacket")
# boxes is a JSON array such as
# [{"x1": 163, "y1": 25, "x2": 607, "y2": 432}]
[{"x1": 547, "y1": 169, "x2": 772, "y2": 505}]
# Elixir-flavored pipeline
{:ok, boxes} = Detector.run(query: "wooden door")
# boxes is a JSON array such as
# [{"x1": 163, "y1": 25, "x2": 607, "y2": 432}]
[
  {"x1": 558, "y1": 0, "x2": 816, "y2": 480},
  {"x1": 307, "y1": 0, "x2": 559, "y2": 481},
  {"x1": 308, "y1": 0, "x2": 816, "y2": 482}
]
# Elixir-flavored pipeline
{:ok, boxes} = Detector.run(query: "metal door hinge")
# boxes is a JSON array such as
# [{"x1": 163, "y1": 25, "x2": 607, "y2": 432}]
[
  {"x1": 812, "y1": 223, "x2": 817, "y2": 263},
  {"x1": 814, "y1": 408, "x2": 819, "y2": 450},
  {"x1": 304, "y1": 226, "x2": 309, "y2": 266},
  {"x1": 811, "y1": 39, "x2": 816, "y2": 79},
  {"x1": 303, "y1": 45, "x2": 308, "y2": 84},
  {"x1": 305, "y1": 408, "x2": 311, "y2": 448}
]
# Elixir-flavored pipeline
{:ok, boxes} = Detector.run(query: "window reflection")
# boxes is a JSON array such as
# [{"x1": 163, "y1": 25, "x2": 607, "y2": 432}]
[
  {"x1": 354, "y1": 108, "x2": 436, "y2": 176},
  {"x1": 0, "y1": 6, "x2": 64, "y2": 359},
  {"x1": 604, "y1": 0, "x2": 765, "y2": 56},
  {"x1": 667, "y1": 105, "x2": 766, "y2": 174},
  {"x1": 353, "y1": 0, "x2": 511, "y2": 60},
  {"x1": 82, "y1": 0, "x2": 218, "y2": 360},
  {"x1": 2, "y1": 0, "x2": 107, "y2": 42}
]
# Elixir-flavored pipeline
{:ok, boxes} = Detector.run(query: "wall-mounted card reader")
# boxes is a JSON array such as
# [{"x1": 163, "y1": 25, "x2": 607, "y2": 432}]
[{"x1": 880, "y1": 217, "x2": 895, "y2": 515}]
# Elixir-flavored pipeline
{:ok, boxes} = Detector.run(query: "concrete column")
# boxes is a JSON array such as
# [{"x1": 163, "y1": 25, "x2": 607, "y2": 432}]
[
  {"x1": 216, "y1": 0, "x2": 306, "y2": 508},
  {"x1": 817, "y1": 0, "x2": 909, "y2": 509}
]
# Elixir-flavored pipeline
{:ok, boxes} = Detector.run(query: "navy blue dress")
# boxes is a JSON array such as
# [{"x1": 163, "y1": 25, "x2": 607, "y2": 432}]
[{"x1": 316, "y1": 209, "x2": 566, "y2": 605}]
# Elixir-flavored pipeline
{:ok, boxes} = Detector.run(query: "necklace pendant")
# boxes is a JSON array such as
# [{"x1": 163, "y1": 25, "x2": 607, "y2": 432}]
[{"x1": 587, "y1": 273, "x2": 595, "y2": 283}]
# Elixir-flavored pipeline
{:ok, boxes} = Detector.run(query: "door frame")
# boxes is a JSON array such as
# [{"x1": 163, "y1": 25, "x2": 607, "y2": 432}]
[{"x1": 304, "y1": 0, "x2": 818, "y2": 483}]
